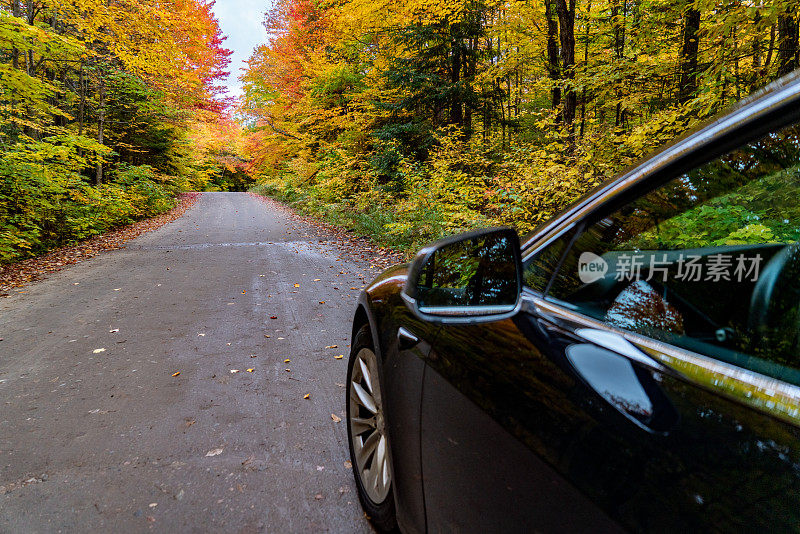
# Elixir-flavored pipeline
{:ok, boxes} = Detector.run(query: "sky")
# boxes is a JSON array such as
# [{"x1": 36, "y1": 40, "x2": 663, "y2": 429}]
[{"x1": 211, "y1": 0, "x2": 272, "y2": 99}]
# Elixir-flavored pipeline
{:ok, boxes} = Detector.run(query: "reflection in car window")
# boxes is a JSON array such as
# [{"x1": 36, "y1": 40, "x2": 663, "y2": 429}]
[
  {"x1": 547, "y1": 121, "x2": 800, "y2": 383},
  {"x1": 522, "y1": 228, "x2": 576, "y2": 293}
]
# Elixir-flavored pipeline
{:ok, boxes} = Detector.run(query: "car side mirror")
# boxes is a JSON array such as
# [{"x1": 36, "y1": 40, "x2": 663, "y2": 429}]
[{"x1": 401, "y1": 227, "x2": 523, "y2": 324}]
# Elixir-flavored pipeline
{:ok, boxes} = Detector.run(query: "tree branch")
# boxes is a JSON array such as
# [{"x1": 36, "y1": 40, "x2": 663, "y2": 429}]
[{"x1": 262, "y1": 116, "x2": 299, "y2": 140}]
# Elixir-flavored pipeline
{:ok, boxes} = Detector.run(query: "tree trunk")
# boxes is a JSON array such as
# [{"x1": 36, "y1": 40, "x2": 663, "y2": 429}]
[
  {"x1": 484, "y1": 34, "x2": 492, "y2": 142},
  {"x1": 777, "y1": 11, "x2": 799, "y2": 77},
  {"x1": 556, "y1": 0, "x2": 577, "y2": 131},
  {"x1": 612, "y1": 0, "x2": 626, "y2": 127},
  {"x1": 612, "y1": 0, "x2": 625, "y2": 59},
  {"x1": 545, "y1": 0, "x2": 561, "y2": 110},
  {"x1": 12, "y1": 0, "x2": 20, "y2": 70},
  {"x1": 678, "y1": 5, "x2": 701, "y2": 103},
  {"x1": 464, "y1": 36, "x2": 477, "y2": 140},
  {"x1": 733, "y1": 24, "x2": 741, "y2": 100},
  {"x1": 751, "y1": 11, "x2": 762, "y2": 91},
  {"x1": 764, "y1": 22, "x2": 776, "y2": 73},
  {"x1": 25, "y1": 0, "x2": 35, "y2": 78},
  {"x1": 79, "y1": 61, "x2": 85, "y2": 136},
  {"x1": 10, "y1": 0, "x2": 20, "y2": 131},
  {"x1": 96, "y1": 82, "x2": 106, "y2": 185},
  {"x1": 580, "y1": 0, "x2": 592, "y2": 138},
  {"x1": 450, "y1": 39, "x2": 463, "y2": 129}
]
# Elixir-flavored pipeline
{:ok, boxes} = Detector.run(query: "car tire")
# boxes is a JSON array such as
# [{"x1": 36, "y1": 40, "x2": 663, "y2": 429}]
[{"x1": 346, "y1": 323, "x2": 397, "y2": 532}]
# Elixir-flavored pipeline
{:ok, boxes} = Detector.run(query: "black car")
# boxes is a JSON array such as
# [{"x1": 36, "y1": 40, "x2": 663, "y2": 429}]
[{"x1": 346, "y1": 71, "x2": 800, "y2": 533}]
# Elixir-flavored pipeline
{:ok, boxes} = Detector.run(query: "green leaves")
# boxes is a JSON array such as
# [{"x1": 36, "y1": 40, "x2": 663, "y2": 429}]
[{"x1": 0, "y1": 137, "x2": 177, "y2": 264}]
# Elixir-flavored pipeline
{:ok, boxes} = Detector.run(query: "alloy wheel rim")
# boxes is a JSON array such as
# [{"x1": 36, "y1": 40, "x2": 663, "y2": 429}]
[{"x1": 349, "y1": 347, "x2": 391, "y2": 503}]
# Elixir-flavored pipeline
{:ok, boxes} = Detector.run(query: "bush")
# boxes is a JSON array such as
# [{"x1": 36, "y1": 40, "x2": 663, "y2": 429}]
[{"x1": 0, "y1": 137, "x2": 178, "y2": 264}]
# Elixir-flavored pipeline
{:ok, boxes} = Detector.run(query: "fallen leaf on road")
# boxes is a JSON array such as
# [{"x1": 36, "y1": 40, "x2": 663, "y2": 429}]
[
  {"x1": 242, "y1": 290, "x2": 246, "y2": 294},
  {"x1": 149, "y1": 503, "x2": 158, "y2": 508},
  {"x1": 284, "y1": 359, "x2": 291, "y2": 363},
  {"x1": 264, "y1": 335, "x2": 271, "y2": 338},
  {"x1": 303, "y1": 393, "x2": 310, "y2": 399},
  {"x1": 230, "y1": 369, "x2": 240, "y2": 374},
  {"x1": 313, "y1": 279, "x2": 321, "y2": 282},
  {"x1": 336, "y1": 383, "x2": 345, "y2": 388},
  {"x1": 319, "y1": 301, "x2": 325, "y2": 304},
  {"x1": 172, "y1": 372, "x2": 180, "y2": 377},
  {"x1": 350, "y1": 287, "x2": 358, "y2": 290},
  {"x1": 270, "y1": 316, "x2": 277, "y2": 320},
  {"x1": 325, "y1": 345, "x2": 338, "y2": 349},
  {"x1": 331, "y1": 414, "x2": 341, "y2": 423},
  {"x1": 344, "y1": 461, "x2": 352, "y2": 469},
  {"x1": 246, "y1": 368, "x2": 254, "y2": 373},
  {"x1": 198, "y1": 333, "x2": 205, "y2": 337},
  {"x1": 109, "y1": 328, "x2": 119, "y2": 333},
  {"x1": 206, "y1": 448, "x2": 223, "y2": 457},
  {"x1": 294, "y1": 283, "x2": 300, "y2": 288},
  {"x1": 315, "y1": 494, "x2": 323, "y2": 500},
  {"x1": 316, "y1": 465, "x2": 325, "y2": 471},
  {"x1": 114, "y1": 288, "x2": 121, "y2": 291},
  {"x1": 93, "y1": 348, "x2": 105, "y2": 354}
]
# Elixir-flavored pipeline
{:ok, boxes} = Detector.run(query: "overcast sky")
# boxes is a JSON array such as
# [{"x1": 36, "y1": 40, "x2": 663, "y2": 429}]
[{"x1": 211, "y1": 0, "x2": 272, "y2": 99}]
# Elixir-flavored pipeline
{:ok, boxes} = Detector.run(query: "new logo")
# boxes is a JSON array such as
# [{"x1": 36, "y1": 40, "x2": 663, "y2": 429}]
[{"x1": 578, "y1": 252, "x2": 608, "y2": 284}]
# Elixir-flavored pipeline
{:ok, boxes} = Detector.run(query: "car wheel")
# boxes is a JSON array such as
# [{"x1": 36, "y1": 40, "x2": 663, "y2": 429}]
[{"x1": 347, "y1": 324, "x2": 397, "y2": 532}]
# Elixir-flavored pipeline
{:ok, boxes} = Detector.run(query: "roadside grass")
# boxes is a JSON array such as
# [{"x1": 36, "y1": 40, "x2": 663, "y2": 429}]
[{"x1": 250, "y1": 181, "x2": 453, "y2": 256}]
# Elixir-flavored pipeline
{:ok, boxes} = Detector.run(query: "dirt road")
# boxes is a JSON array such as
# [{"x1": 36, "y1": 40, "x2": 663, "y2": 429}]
[{"x1": 0, "y1": 192, "x2": 385, "y2": 532}]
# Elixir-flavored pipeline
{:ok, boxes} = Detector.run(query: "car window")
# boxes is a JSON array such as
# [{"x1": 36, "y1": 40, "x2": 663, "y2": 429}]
[
  {"x1": 522, "y1": 228, "x2": 577, "y2": 293},
  {"x1": 547, "y1": 121, "x2": 800, "y2": 383}
]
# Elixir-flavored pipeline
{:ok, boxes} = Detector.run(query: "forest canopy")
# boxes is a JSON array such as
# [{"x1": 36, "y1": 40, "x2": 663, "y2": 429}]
[
  {"x1": 2, "y1": 0, "x2": 799, "y2": 264},
  {"x1": 241, "y1": 0, "x2": 800, "y2": 250},
  {"x1": 0, "y1": 0, "x2": 246, "y2": 263}
]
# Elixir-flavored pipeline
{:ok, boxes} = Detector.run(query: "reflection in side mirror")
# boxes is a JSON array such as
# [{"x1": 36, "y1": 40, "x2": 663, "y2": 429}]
[{"x1": 402, "y1": 227, "x2": 523, "y2": 323}]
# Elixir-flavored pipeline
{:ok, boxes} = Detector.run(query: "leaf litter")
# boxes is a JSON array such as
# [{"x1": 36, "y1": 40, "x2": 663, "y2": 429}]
[{"x1": 1, "y1": 193, "x2": 200, "y2": 292}]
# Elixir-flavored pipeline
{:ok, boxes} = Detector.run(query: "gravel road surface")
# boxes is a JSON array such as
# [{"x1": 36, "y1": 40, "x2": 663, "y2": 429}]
[{"x1": 0, "y1": 192, "x2": 382, "y2": 533}]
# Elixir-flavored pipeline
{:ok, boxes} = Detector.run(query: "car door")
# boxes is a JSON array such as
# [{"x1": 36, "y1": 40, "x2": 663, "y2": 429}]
[
  {"x1": 419, "y1": 115, "x2": 800, "y2": 531},
  {"x1": 416, "y1": 228, "x2": 622, "y2": 533},
  {"x1": 362, "y1": 266, "x2": 440, "y2": 534}
]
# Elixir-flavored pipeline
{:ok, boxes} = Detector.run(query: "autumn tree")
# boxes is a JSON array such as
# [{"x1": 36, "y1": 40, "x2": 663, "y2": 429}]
[
  {"x1": 239, "y1": 0, "x2": 800, "y2": 244},
  {"x1": 0, "y1": 0, "x2": 236, "y2": 262}
]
